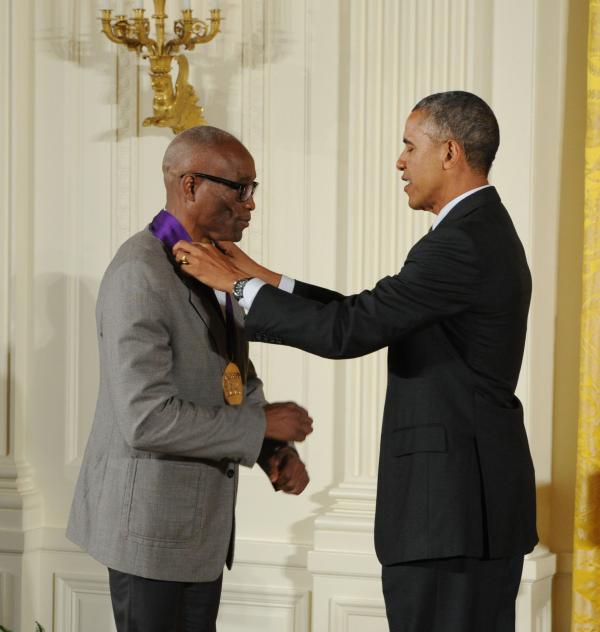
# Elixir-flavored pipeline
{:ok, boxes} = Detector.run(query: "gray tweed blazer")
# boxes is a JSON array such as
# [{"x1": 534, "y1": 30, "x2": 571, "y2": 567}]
[{"x1": 66, "y1": 228, "x2": 267, "y2": 582}]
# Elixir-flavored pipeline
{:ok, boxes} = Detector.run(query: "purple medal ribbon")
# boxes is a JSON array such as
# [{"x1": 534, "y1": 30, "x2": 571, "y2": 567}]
[
  {"x1": 149, "y1": 209, "x2": 192, "y2": 249},
  {"x1": 149, "y1": 209, "x2": 236, "y2": 355}
]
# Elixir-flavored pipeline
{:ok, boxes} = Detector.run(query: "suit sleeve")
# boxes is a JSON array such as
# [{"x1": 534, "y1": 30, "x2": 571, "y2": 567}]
[
  {"x1": 293, "y1": 280, "x2": 345, "y2": 304},
  {"x1": 245, "y1": 228, "x2": 480, "y2": 359},
  {"x1": 101, "y1": 261, "x2": 266, "y2": 466}
]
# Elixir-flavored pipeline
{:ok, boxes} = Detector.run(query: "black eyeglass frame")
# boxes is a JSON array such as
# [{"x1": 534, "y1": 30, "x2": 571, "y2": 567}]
[{"x1": 181, "y1": 172, "x2": 259, "y2": 202}]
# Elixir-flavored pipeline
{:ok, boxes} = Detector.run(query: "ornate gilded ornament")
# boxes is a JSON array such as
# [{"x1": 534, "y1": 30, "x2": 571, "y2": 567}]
[{"x1": 100, "y1": 0, "x2": 222, "y2": 134}]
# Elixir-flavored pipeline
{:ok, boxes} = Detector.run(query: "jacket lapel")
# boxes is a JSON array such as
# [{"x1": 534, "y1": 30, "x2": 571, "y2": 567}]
[
  {"x1": 183, "y1": 274, "x2": 248, "y2": 382},
  {"x1": 181, "y1": 274, "x2": 229, "y2": 358},
  {"x1": 149, "y1": 234, "x2": 229, "y2": 358}
]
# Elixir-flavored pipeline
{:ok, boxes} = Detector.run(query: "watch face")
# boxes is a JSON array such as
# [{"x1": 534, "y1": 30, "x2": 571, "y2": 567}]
[{"x1": 233, "y1": 278, "x2": 249, "y2": 300}]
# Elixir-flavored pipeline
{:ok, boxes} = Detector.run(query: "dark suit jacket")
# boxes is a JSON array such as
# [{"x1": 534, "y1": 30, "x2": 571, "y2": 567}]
[{"x1": 245, "y1": 187, "x2": 538, "y2": 563}]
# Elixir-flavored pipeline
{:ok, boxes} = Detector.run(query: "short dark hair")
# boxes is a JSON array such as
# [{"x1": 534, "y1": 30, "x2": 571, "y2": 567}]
[{"x1": 413, "y1": 91, "x2": 499, "y2": 175}]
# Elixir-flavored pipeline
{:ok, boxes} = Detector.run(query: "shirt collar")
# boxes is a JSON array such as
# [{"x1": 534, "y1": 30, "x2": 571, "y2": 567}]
[{"x1": 431, "y1": 184, "x2": 492, "y2": 231}]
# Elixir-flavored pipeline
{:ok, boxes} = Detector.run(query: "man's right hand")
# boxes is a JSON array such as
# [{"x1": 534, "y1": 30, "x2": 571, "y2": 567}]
[{"x1": 264, "y1": 402, "x2": 313, "y2": 442}]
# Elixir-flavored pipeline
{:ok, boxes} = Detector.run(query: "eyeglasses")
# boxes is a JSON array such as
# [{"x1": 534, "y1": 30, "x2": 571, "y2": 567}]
[{"x1": 181, "y1": 172, "x2": 259, "y2": 202}]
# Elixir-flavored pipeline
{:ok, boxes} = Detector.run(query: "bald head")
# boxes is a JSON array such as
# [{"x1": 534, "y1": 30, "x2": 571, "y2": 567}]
[
  {"x1": 162, "y1": 125, "x2": 247, "y2": 183},
  {"x1": 161, "y1": 125, "x2": 257, "y2": 243}
]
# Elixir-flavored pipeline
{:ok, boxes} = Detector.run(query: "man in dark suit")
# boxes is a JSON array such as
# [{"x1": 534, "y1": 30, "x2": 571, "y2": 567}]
[{"x1": 173, "y1": 91, "x2": 538, "y2": 632}]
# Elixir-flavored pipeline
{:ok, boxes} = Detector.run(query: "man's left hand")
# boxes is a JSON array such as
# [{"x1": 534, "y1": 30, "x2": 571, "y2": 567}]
[{"x1": 266, "y1": 447, "x2": 309, "y2": 495}]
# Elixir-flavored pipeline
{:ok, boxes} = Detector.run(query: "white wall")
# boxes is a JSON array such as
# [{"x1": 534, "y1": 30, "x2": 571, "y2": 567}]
[{"x1": 1, "y1": 0, "x2": 568, "y2": 630}]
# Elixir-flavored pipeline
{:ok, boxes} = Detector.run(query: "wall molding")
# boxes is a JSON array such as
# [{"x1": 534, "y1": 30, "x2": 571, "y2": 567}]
[
  {"x1": 221, "y1": 583, "x2": 309, "y2": 630},
  {"x1": 54, "y1": 571, "x2": 114, "y2": 632},
  {"x1": 0, "y1": 570, "x2": 15, "y2": 629},
  {"x1": 63, "y1": 0, "x2": 85, "y2": 468},
  {"x1": 0, "y1": 0, "x2": 38, "y2": 561},
  {"x1": 22, "y1": 527, "x2": 310, "y2": 566},
  {"x1": 329, "y1": 596, "x2": 386, "y2": 632},
  {"x1": 522, "y1": 545, "x2": 557, "y2": 583},
  {"x1": 52, "y1": 571, "x2": 310, "y2": 632}
]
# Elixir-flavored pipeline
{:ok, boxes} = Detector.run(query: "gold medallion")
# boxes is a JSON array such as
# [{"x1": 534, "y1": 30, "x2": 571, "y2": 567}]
[{"x1": 223, "y1": 361, "x2": 244, "y2": 405}]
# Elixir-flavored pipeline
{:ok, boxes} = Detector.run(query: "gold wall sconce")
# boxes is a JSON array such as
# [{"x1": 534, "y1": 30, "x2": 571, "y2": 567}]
[{"x1": 100, "y1": 0, "x2": 222, "y2": 134}]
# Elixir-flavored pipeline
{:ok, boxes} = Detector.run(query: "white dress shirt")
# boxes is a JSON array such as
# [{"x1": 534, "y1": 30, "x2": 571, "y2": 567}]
[{"x1": 238, "y1": 275, "x2": 295, "y2": 312}]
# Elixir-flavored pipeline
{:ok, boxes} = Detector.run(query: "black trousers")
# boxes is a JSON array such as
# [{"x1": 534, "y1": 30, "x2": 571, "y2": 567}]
[
  {"x1": 108, "y1": 568, "x2": 223, "y2": 632},
  {"x1": 382, "y1": 555, "x2": 524, "y2": 632}
]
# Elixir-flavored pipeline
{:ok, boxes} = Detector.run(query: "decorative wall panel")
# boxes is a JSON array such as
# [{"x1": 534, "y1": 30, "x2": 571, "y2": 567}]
[
  {"x1": 0, "y1": 571, "x2": 15, "y2": 631},
  {"x1": 54, "y1": 573, "x2": 116, "y2": 632},
  {"x1": 330, "y1": 597, "x2": 388, "y2": 632},
  {"x1": 29, "y1": 1, "x2": 114, "y2": 470},
  {"x1": 219, "y1": 584, "x2": 309, "y2": 632}
]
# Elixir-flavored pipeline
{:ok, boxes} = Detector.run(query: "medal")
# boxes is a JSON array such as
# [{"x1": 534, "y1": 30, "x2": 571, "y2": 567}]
[
  {"x1": 222, "y1": 294, "x2": 244, "y2": 405},
  {"x1": 223, "y1": 361, "x2": 244, "y2": 405}
]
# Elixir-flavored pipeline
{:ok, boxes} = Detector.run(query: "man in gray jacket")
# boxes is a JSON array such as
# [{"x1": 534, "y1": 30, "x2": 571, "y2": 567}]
[{"x1": 67, "y1": 126, "x2": 312, "y2": 632}]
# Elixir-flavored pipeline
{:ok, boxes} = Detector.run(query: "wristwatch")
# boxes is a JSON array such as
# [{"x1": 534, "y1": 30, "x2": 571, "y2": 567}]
[{"x1": 232, "y1": 277, "x2": 253, "y2": 301}]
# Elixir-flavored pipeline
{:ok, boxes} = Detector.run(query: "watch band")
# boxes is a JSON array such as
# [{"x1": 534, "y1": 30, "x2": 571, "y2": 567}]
[{"x1": 232, "y1": 277, "x2": 253, "y2": 301}]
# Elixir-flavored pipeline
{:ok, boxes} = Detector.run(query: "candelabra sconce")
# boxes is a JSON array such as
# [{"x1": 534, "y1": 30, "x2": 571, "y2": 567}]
[{"x1": 100, "y1": 0, "x2": 222, "y2": 134}]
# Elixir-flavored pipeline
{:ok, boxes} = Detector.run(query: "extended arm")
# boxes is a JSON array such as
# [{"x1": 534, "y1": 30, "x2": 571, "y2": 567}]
[
  {"x1": 245, "y1": 228, "x2": 479, "y2": 359},
  {"x1": 170, "y1": 228, "x2": 478, "y2": 360}
]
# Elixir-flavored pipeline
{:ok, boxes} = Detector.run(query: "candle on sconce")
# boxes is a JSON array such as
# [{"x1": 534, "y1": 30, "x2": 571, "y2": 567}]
[
  {"x1": 183, "y1": 0, "x2": 191, "y2": 9},
  {"x1": 115, "y1": 0, "x2": 124, "y2": 14}
]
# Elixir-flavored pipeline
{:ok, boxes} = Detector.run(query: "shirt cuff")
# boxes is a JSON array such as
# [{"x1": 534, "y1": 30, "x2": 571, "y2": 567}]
[
  {"x1": 278, "y1": 275, "x2": 296, "y2": 293},
  {"x1": 239, "y1": 277, "x2": 266, "y2": 312},
  {"x1": 238, "y1": 275, "x2": 296, "y2": 313}
]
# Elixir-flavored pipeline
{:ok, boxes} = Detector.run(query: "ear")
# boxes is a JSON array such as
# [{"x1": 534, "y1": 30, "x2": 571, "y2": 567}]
[
  {"x1": 442, "y1": 139, "x2": 462, "y2": 171},
  {"x1": 181, "y1": 174, "x2": 196, "y2": 201}
]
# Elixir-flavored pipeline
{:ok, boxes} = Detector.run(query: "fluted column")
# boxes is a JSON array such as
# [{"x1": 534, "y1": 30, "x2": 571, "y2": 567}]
[{"x1": 0, "y1": 2, "x2": 39, "y2": 629}]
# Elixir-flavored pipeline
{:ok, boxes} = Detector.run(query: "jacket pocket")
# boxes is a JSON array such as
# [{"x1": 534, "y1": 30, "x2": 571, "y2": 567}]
[
  {"x1": 125, "y1": 458, "x2": 204, "y2": 544},
  {"x1": 392, "y1": 424, "x2": 447, "y2": 457}
]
